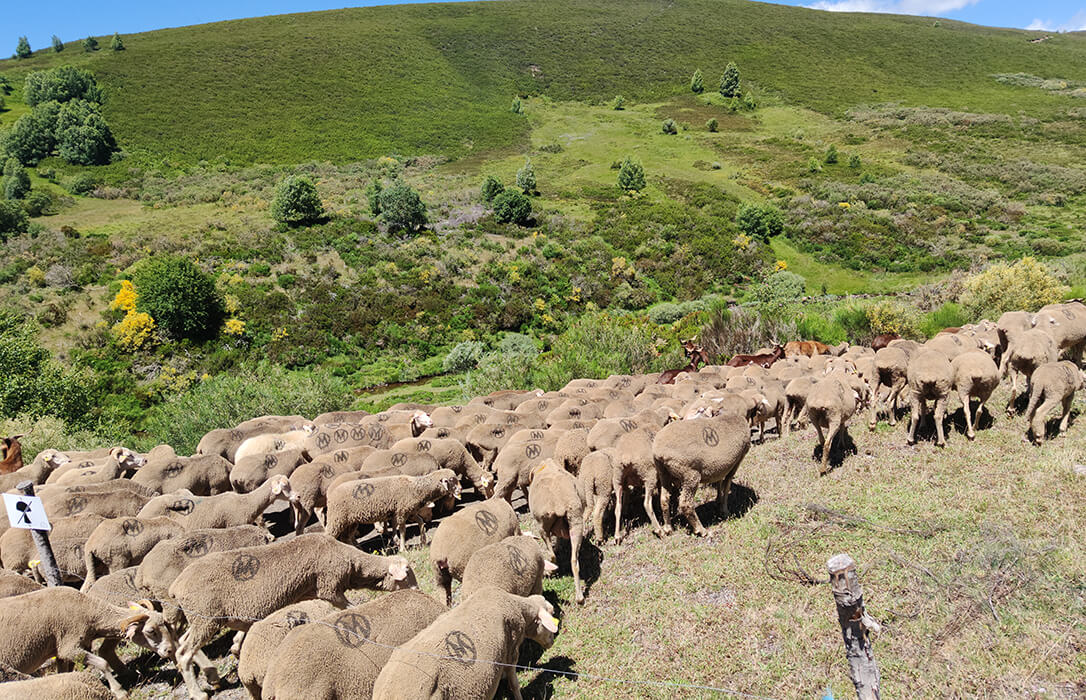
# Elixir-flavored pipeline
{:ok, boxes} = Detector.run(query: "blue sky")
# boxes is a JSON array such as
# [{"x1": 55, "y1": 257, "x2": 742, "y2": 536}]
[{"x1": 5, "y1": 0, "x2": 1085, "y2": 56}]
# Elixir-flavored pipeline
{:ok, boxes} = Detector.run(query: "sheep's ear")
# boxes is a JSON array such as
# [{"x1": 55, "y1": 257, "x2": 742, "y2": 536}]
[
  {"x1": 537, "y1": 608, "x2": 560, "y2": 634},
  {"x1": 388, "y1": 558, "x2": 409, "y2": 581},
  {"x1": 543, "y1": 559, "x2": 558, "y2": 574},
  {"x1": 271, "y1": 478, "x2": 284, "y2": 495}
]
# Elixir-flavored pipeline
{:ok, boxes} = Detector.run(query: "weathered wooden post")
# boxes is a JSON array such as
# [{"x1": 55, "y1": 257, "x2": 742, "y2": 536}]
[
  {"x1": 16, "y1": 481, "x2": 62, "y2": 586},
  {"x1": 827, "y1": 553, "x2": 881, "y2": 700}
]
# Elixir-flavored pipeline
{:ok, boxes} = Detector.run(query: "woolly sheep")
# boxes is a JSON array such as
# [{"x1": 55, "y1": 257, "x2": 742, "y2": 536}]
[
  {"x1": 906, "y1": 349, "x2": 955, "y2": 447},
  {"x1": 578, "y1": 449, "x2": 615, "y2": 542},
  {"x1": 81, "y1": 516, "x2": 187, "y2": 591},
  {"x1": 528, "y1": 459, "x2": 587, "y2": 604},
  {"x1": 236, "y1": 598, "x2": 337, "y2": 699},
  {"x1": 137, "y1": 474, "x2": 299, "y2": 530},
  {"x1": 1025, "y1": 361, "x2": 1086, "y2": 444},
  {"x1": 0, "y1": 671, "x2": 114, "y2": 700},
  {"x1": 0, "y1": 449, "x2": 70, "y2": 492},
  {"x1": 132, "y1": 452, "x2": 232, "y2": 496},
  {"x1": 229, "y1": 447, "x2": 307, "y2": 493},
  {"x1": 390, "y1": 437, "x2": 494, "y2": 496},
  {"x1": 806, "y1": 375, "x2": 860, "y2": 476},
  {"x1": 52, "y1": 456, "x2": 126, "y2": 488},
  {"x1": 195, "y1": 415, "x2": 309, "y2": 463},
  {"x1": 0, "y1": 568, "x2": 42, "y2": 598},
  {"x1": 460, "y1": 535, "x2": 557, "y2": 600},
  {"x1": 85, "y1": 566, "x2": 145, "y2": 608},
  {"x1": 868, "y1": 346, "x2": 909, "y2": 430},
  {"x1": 613, "y1": 427, "x2": 667, "y2": 541},
  {"x1": 428, "y1": 499, "x2": 519, "y2": 606},
  {"x1": 951, "y1": 350, "x2": 1000, "y2": 440},
  {"x1": 45, "y1": 448, "x2": 144, "y2": 485},
  {"x1": 1, "y1": 513, "x2": 105, "y2": 582},
  {"x1": 1001, "y1": 329, "x2": 1058, "y2": 412},
  {"x1": 494, "y1": 438, "x2": 557, "y2": 502},
  {"x1": 288, "y1": 457, "x2": 366, "y2": 534},
  {"x1": 235, "y1": 427, "x2": 314, "y2": 466}
]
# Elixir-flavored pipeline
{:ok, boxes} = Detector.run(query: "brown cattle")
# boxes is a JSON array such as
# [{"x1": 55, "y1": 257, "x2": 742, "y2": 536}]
[
  {"x1": 871, "y1": 333, "x2": 900, "y2": 351},
  {"x1": 784, "y1": 341, "x2": 831, "y2": 358},
  {"x1": 726, "y1": 344, "x2": 785, "y2": 369},
  {"x1": 0, "y1": 435, "x2": 24, "y2": 475}
]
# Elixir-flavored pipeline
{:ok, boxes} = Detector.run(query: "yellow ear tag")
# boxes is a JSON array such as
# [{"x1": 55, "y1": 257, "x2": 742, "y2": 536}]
[
  {"x1": 129, "y1": 604, "x2": 144, "y2": 611},
  {"x1": 28, "y1": 560, "x2": 40, "y2": 568}
]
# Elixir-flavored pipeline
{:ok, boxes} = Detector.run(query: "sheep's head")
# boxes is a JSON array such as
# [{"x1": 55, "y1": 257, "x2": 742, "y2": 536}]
[
  {"x1": 112, "y1": 447, "x2": 146, "y2": 469},
  {"x1": 524, "y1": 595, "x2": 559, "y2": 648},
  {"x1": 121, "y1": 601, "x2": 177, "y2": 659},
  {"x1": 40, "y1": 449, "x2": 70, "y2": 468},
  {"x1": 437, "y1": 470, "x2": 461, "y2": 500},
  {"x1": 412, "y1": 411, "x2": 434, "y2": 430},
  {"x1": 381, "y1": 556, "x2": 418, "y2": 591},
  {"x1": 269, "y1": 475, "x2": 296, "y2": 502},
  {"x1": 477, "y1": 471, "x2": 495, "y2": 498}
]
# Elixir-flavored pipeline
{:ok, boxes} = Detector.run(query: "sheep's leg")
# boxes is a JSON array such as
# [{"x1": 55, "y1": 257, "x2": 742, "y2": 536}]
[
  {"x1": 316, "y1": 507, "x2": 326, "y2": 527},
  {"x1": 505, "y1": 663, "x2": 525, "y2": 700},
  {"x1": 1059, "y1": 395, "x2": 1074, "y2": 433},
  {"x1": 76, "y1": 648, "x2": 128, "y2": 698},
  {"x1": 960, "y1": 390, "x2": 976, "y2": 440},
  {"x1": 868, "y1": 385, "x2": 882, "y2": 431},
  {"x1": 1030, "y1": 398, "x2": 1059, "y2": 444},
  {"x1": 906, "y1": 395, "x2": 922, "y2": 445},
  {"x1": 679, "y1": 474, "x2": 706, "y2": 537},
  {"x1": 612, "y1": 473, "x2": 625, "y2": 542},
  {"x1": 397, "y1": 520, "x2": 408, "y2": 553},
  {"x1": 814, "y1": 420, "x2": 826, "y2": 467},
  {"x1": 820, "y1": 420, "x2": 840, "y2": 476},
  {"x1": 569, "y1": 522, "x2": 585, "y2": 604},
  {"x1": 294, "y1": 505, "x2": 311, "y2": 536},
  {"x1": 1007, "y1": 371, "x2": 1021, "y2": 414},
  {"x1": 717, "y1": 468, "x2": 737, "y2": 518},
  {"x1": 192, "y1": 650, "x2": 221, "y2": 687},
  {"x1": 933, "y1": 396, "x2": 948, "y2": 447},
  {"x1": 413, "y1": 513, "x2": 429, "y2": 546},
  {"x1": 230, "y1": 630, "x2": 246, "y2": 658},
  {"x1": 176, "y1": 627, "x2": 213, "y2": 700},
  {"x1": 889, "y1": 380, "x2": 905, "y2": 426},
  {"x1": 642, "y1": 472, "x2": 664, "y2": 538},
  {"x1": 591, "y1": 492, "x2": 608, "y2": 543}
]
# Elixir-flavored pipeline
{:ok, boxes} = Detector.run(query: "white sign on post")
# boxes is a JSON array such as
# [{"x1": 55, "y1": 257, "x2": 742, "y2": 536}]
[{"x1": 2, "y1": 493, "x2": 51, "y2": 531}]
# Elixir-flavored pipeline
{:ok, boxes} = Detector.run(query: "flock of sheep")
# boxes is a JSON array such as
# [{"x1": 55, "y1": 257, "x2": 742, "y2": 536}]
[{"x1": 0, "y1": 301, "x2": 1084, "y2": 699}]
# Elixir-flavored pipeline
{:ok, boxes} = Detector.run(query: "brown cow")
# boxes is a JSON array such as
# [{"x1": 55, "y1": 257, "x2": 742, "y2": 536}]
[
  {"x1": 871, "y1": 333, "x2": 900, "y2": 351},
  {"x1": 726, "y1": 344, "x2": 785, "y2": 369},
  {"x1": 784, "y1": 340, "x2": 831, "y2": 358},
  {"x1": 0, "y1": 435, "x2": 25, "y2": 475}
]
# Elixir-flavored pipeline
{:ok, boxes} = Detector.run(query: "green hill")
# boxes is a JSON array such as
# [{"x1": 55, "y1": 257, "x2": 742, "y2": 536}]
[{"x1": 2, "y1": 0, "x2": 1085, "y2": 164}]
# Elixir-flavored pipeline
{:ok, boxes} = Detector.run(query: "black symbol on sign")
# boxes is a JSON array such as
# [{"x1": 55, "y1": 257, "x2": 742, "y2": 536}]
[
  {"x1": 353, "y1": 482, "x2": 375, "y2": 500},
  {"x1": 525, "y1": 444, "x2": 542, "y2": 459},
  {"x1": 508, "y1": 545, "x2": 529, "y2": 576},
  {"x1": 172, "y1": 499, "x2": 195, "y2": 515},
  {"x1": 702, "y1": 427, "x2": 719, "y2": 447},
  {"x1": 231, "y1": 553, "x2": 261, "y2": 581},
  {"x1": 121, "y1": 519, "x2": 143, "y2": 536},
  {"x1": 316, "y1": 433, "x2": 331, "y2": 450},
  {"x1": 351, "y1": 426, "x2": 366, "y2": 441},
  {"x1": 165, "y1": 462, "x2": 184, "y2": 478},
  {"x1": 66, "y1": 496, "x2": 87, "y2": 516},
  {"x1": 286, "y1": 611, "x2": 310, "y2": 629},
  {"x1": 334, "y1": 612, "x2": 372, "y2": 648},
  {"x1": 416, "y1": 440, "x2": 431, "y2": 452},
  {"x1": 620, "y1": 420, "x2": 637, "y2": 432},
  {"x1": 390, "y1": 453, "x2": 408, "y2": 468},
  {"x1": 263, "y1": 453, "x2": 278, "y2": 468},
  {"x1": 181, "y1": 534, "x2": 211, "y2": 558},
  {"x1": 474, "y1": 510, "x2": 499, "y2": 536},
  {"x1": 444, "y1": 630, "x2": 476, "y2": 665},
  {"x1": 333, "y1": 450, "x2": 348, "y2": 464},
  {"x1": 334, "y1": 429, "x2": 349, "y2": 444},
  {"x1": 14, "y1": 500, "x2": 33, "y2": 526}
]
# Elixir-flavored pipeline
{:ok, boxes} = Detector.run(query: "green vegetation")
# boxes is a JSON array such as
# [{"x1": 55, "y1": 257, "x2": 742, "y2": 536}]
[
  {"x1": 720, "y1": 61, "x2": 741, "y2": 98},
  {"x1": 480, "y1": 174, "x2": 504, "y2": 202},
  {"x1": 52, "y1": 36, "x2": 64, "y2": 54},
  {"x1": 14, "y1": 37, "x2": 31, "y2": 60},
  {"x1": 377, "y1": 180, "x2": 427, "y2": 232},
  {"x1": 271, "y1": 175, "x2": 323, "y2": 226},
  {"x1": 0, "y1": 311, "x2": 90, "y2": 424},
  {"x1": 2, "y1": 158, "x2": 30, "y2": 199},
  {"x1": 690, "y1": 68, "x2": 704, "y2": 94},
  {"x1": 516, "y1": 158, "x2": 536, "y2": 194},
  {"x1": 110, "y1": 34, "x2": 125, "y2": 52},
  {"x1": 616, "y1": 156, "x2": 645, "y2": 192},
  {"x1": 492, "y1": 189, "x2": 532, "y2": 224},
  {"x1": 131, "y1": 257, "x2": 225, "y2": 341},
  {"x1": 735, "y1": 203, "x2": 784, "y2": 243},
  {"x1": 82, "y1": 37, "x2": 98, "y2": 52}
]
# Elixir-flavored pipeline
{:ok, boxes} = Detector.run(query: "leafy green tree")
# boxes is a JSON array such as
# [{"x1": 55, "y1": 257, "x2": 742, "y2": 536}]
[
  {"x1": 82, "y1": 37, "x2": 99, "y2": 52},
  {"x1": 378, "y1": 181, "x2": 427, "y2": 232},
  {"x1": 754, "y1": 271, "x2": 806, "y2": 306},
  {"x1": 661, "y1": 118, "x2": 678, "y2": 135},
  {"x1": 824, "y1": 144, "x2": 838, "y2": 164},
  {"x1": 0, "y1": 311, "x2": 91, "y2": 423},
  {"x1": 492, "y1": 190, "x2": 532, "y2": 225},
  {"x1": 132, "y1": 257, "x2": 225, "y2": 341},
  {"x1": 443, "y1": 341, "x2": 485, "y2": 372},
  {"x1": 110, "y1": 33, "x2": 125, "y2": 51},
  {"x1": 0, "y1": 201, "x2": 30, "y2": 239},
  {"x1": 365, "y1": 180, "x2": 383, "y2": 216},
  {"x1": 271, "y1": 175, "x2": 324, "y2": 226},
  {"x1": 24, "y1": 66, "x2": 102, "y2": 106},
  {"x1": 735, "y1": 203, "x2": 784, "y2": 242},
  {"x1": 510, "y1": 96, "x2": 523, "y2": 114},
  {"x1": 690, "y1": 69, "x2": 704, "y2": 94},
  {"x1": 1, "y1": 102, "x2": 60, "y2": 165},
  {"x1": 481, "y1": 175, "x2": 504, "y2": 203},
  {"x1": 55, "y1": 100, "x2": 116, "y2": 165},
  {"x1": 516, "y1": 159, "x2": 536, "y2": 194},
  {"x1": 706, "y1": 117, "x2": 718, "y2": 132},
  {"x1": 2, "y1": 158, "x2": 31, "y2": 200},
  {"x1": 719, "y1": 62, "x2": 741, "y2": 98},
  {"x1": 15, "y1": 37, "x2": 31, "y2": 59},
  {"x1": 617, "y1": 156, "x2": 645, "y2": 192},
  {"x1": 22, "y1": 190, "x2": 53, "y2": 216},
  {"x1": 52, "y1": 36, "x2": 64, "y2": 53}
]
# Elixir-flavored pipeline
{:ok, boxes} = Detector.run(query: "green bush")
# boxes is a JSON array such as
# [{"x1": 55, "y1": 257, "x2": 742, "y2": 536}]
[
  {"x1": 481, "y1": 175, "x2": 504, "y2": 202},
  {"x1": 110, "y1": 33, "x2": 125, "y2": 52},
  {"x1": 611, "y1": 95, "x2": 625, "y2": 110},
  {"x1": 24, "y1": 66, "x2": 103, "y2": 106},
  {"x1": 735, "y1": 202, "x2": 784, "y2": 242},
  {"x1": 510, "y1": 96, "x2": 523, "y2": 114},
  {"x1": 720, "y1": 62, "x2": 741, "y2": 97},
  {"x1": 0, "y1": 312, "x2": 91, "y2": 425},
  {"x1": 442, "y1": 340, "x2": 485, "y2": 372},
  {"x1": 832, "y1": 304, "x2": 872, "y2": 343},
  {"x1": 2, "y1": 103, "x2": 61, "y2": 165},
  {"x1": 754, "y1": 271, "x2": 806, "y2": 306},
  {"x1": 647, "y1": 302, "x2": 683, "y2": 324},
  {"x1": 498, "y1": 332, "x2": 538, "y2": 357},
  {"x1": 22, "y1": 190, "x2": 54, "y2": 217},
  {"x1": 698, "y1": 306, "x2": 798, "y2": 362},
  {"x1": 824, "y1": 144, "x2": 838, "y2": 164},
  {"x1": 492, "y1": 190, "x2": 532, "y2": 225},
  {"x1": 132, "y1": 257, "x2": 225, "y2": 341},
  {"x1": 690, "y1": 68, "x2": 705, "y2": 94},
  {"x1": 617, "y1": 156, "x2": 645, "y2": 192},
  {"x1": 271, "y1": 175, "x2": 324, "y2": 226},
  {"x1": 277, "y1": 273, "x2": 296, "y2": 288},
  {"x1": 365, "y1": 179, "x2": 382, "y2": 217},
  {"x1": 52, "y1": 36, "x2": 64, "y2": 53},
  {"x1": 516, "y1": 159, "x2": 536, "y2": 194},
  {"x1": 796, "y1": 312, "x2": 847, "y2": 345},
  {"x1": 661, "y1": 119, "x2": 678, "y2": 135},
  {"x1": 0, "y1": 201, "x2": 29, "y2": 240},
  {"x1": 82, "y1": 37, "x2": 99, "y2": 52},
  {"x1": 849, "y1": 154, "x2": 861, "y2": 169},
  {"x1": 67, "y1": 172, "x2": 97, "y2": 195},
  {"x1": 918, "y1": 302, "x2": 970, "y2": 337},
  {"x1": 807, "y1": 157, "x2": 822, "y2": 173},
  {"x1": 2, "y1": 158, "x2": 30, "y2": 200},
  {"x1": 706, "y1": 117, "x2": 718, "y2": 132},
  {"x1": 15, "y1": 37, "x2": 31, "y2": 59},
  {"x1": 55, "y1": 100, "x2": 116, "y2": 165},
  {"x1": 959, "y1": 257, "x2": 1067, "y2": 319},
  {"x1": 378, "y1": 181, "x2": 427, "y2": 232}
]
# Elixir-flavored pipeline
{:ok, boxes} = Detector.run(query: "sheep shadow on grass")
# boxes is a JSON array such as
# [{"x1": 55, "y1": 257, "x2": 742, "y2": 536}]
[
  {"x1": 550, "y1": 536, "x2": 603, "y2": 597},
  {"x1": 811, "y1": 431, "x2": 858, "y2": 470},
  {"x1": 690, "y1": 481, "x2": 759, "y2": 531},
  {"x1": 947, "y1": 404, "x2": 996, "y2": 437},
  {"x1": 497, "y1": 654, "x2": 578, "y2": 699}
]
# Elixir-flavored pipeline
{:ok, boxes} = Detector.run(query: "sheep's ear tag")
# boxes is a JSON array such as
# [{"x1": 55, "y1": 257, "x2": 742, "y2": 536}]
[
  {"x1": 128, "y1": 603, "x2": 144, "y2": 611},
  {"x1": 389, "y1": 559, "x2": 409, "y2": 581},
  {"x1": 543, "y1": 559, "x2": 558, "y2": 573},
  {"x1": 539, "y1": 609, "x2": 559, "y2": 633},
  {"x1": 28, "y1": 559, "x2": 40, "y2": 569},
  {"x1": 272, "y1": 480, "x2": 284, "y2": 495}
]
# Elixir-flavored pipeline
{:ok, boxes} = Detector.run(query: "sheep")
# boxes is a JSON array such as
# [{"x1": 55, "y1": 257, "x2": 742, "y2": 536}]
[
  {"x1": 0, "y1": 589, "x2": 174, "y2": 698},
  {"x1": 372, "y1": 587, "x2": 558, "y2": 700},
  {"x1": 80, "y1": 516, "x2": 187, "y2": 592},
  {"x1": 464, "y1": 422, "x2": 517, "y2": 470},
  {"x1": 324, "y1": 469, "x2": 460, "y2": 550},
  {"x1": 132, "y1": 452, "x2": 232, "y2": 496},
  {"x1": 195, "y1": 415, "x2": 309, "y2": 462},
  {"x1": 52, "y1": 456, "x2": 127, "y2": 488},
  {"x1": 168, "y1": 533, "x2": 416, "y2": 700},
  {"x1": 0, "y1": 671, "x2": 114, "y2": 700},
  {"x1": 15, "y1": 486, "x2": 154, "y2": 544},
  {"x1": 45, "y1": 448, "x2": 144, "y2": 485},
  {"x1": 306, "y1": 413, "x2": 432, "y2": 457},
  {"x1": 390, "y1": 436, "x2": 494, "y2": 496},
  {"x1": 1, "y1": 513, "x2": 105, "y2": 582},
  {"x1": 868, "y1": 346, "x2": 909, "y2": 430},
  {"x1": 528, "y1": 459, "x2": 587, "y2": 604},
  {"x1": 612, "y1": 427, "x2": 669, "y2": 542},
  {"x1": 784, "y1": 375, "x2": 818, "y2": 435},
  {"x1": 906, "y1": 349, "x2": 955, "y2": 447},
  {"x1": 263, "y1": 589, "x2": 446, "y2": 700},
  {"x1": 85, "y1": 566, "x2": 145, "y2": 608},
  {"x1": 652, "y1": 411, "x2": 751, "y2": 536},
  {"x1": 428, "y1": 499, "x2": 519, "y2": 606},
  {"x1": 236, "y1": 598, "x2": 336, "y2": 699},
  {"x1": 235, "y1": 427, "x2": 314, "y2": 466},
  {"x1": 229, "y1": 447, "x2": 307, "y2": 493},
  {"x1": 1024, "y1": 361, "x2": 1086, "y2": 444},
  {"x1": 313, "y1": 409, "x2": 370, "y2": 425},
  {"x1": 996, "y1": 310, "x2": 1034, "y2": 365},
  {"x1": 805, "y1": 375, "x2": 860, "y2": 475},
  {"x1": 545, "y1": 399, "x2": 603, "y2": 425},
  {"x1": 460, "y1": 535, "x2": 557, "y2": 600},
  {"x1": 1001, "y1": 329, "x2": 1058, "y2": 412},
  {"x1": 741, "y1": 386, "x2": 783, "y2": 443},
  {"x1": 951, "y1": 350, "x2": 1000, "y2": 440},
  {"x1": 288, "y1": 457, "x2": 364, "y2": 534},
  {"x1": 578, "y1": 449, "x2": 615, "y2": 543},
  {"x1": 494, "y1": 438, "x2": 556, "y2": 502},
  {"x1": 1032, "y1": 302, "x2": 1086, "y2": 365},
  {"x1": 0, "y1": 448, "x2": 70, "y2": 492},
  {"x1": 0, "y1": 568, "x2": 42, "y2": 598},
  {"x1": 137, "y1": 474, "x2": 299, "y2": 531}
]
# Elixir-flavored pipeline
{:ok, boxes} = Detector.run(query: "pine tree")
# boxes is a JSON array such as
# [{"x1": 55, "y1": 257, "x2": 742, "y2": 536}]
[
  {"x1": 824, "y1": 145, "x2": 838, "y2": 164},
  {"x1": 516, "y1": 159, "x2": 536, "y2": 194},
  {"x1": 617, "y1": 157, "x2": 645, "y2": 192},
  {"x1": 110, "y1": 33, "x2": 125, "y2": 51},
  {"x1": 52, "y1": 36, "x2": 64, "y2": 53},
  {"x1": 15, "y1": 37, "x2": 31, "y2": 59},
  {"x1": 510, "y1": 96, "x2": 523, "y2": 114},
  {"x1": 82, "y1": 36, "x2": 99, "y2": 52},
  {"x1": 719, "y1": 62, "x2": 741, "y2": 98},
  {"x1": 690, "y1": 69, "x2": 704, "y2": 94}
]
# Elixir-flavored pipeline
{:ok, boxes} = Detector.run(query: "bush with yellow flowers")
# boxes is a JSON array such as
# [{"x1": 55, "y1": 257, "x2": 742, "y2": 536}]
[
  {"x1": 960, "y1": 257, "x2": 1067, "y2": 319},
  {"x1": 113, "y1": 310, "x2": 157, "y2": 350}
]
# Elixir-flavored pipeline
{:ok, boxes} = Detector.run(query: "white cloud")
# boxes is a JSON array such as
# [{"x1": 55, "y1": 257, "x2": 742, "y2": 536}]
[
  {"x1": 1026, "y1": 19, "x2": 1053, "y2": 31},
  {"x1": 806, "y1": 0, "x2": 979, "y2": 14},
  {"x1": 1022, "y1": 11, "x2": 1086, "y2": 32}
]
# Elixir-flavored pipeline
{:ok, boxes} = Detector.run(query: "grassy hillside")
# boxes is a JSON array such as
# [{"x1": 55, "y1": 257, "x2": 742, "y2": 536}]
[{"x1": 1, "y1": 0, "x2": 1084, "y2": 163}]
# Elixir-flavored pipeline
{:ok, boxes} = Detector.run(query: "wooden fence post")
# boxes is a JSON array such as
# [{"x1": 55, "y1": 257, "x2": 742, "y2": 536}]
[
  {"x1": 827, "y1": 553, "x2": 881, "y2": 700},
  {"x1": 16, "y1": 481, "x2": 62, "y2": 587}
]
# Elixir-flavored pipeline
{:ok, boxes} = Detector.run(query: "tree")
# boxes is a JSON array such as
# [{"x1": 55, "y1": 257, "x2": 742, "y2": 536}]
[
  {"x1": 0, "y1": 311, "x2": 91, "y2": 424},
  {"x1": 110, "y1": 33, "x2": 124, "y2": 51},
  {"x1": 132, "y1": 257, "x2": 225, "y2": 341},
  {"x1": 824, "y1": 144, "x2": 838, "y2": 164},
  {"x1": 706, "y1": 117, "x2": 719, "y2": 132},
  {"x1": 690, "y1": 69, "x2": 704, "y2": 94},
  {"x1": 516, "y1": 159, "x2": 536, "y2": 194},
  {"x1": 24, "y1": 66, "x2": 103, "y2": 106},
  {"x1": 15, "y1": 37, "x2": 31, "y2": 59},
  {"x1": 492, "y1": 190, "x2": 532, "y2": 225},
  {"x1": 365, "y1": 180, "x2": 383, "y2": 216},
  {"x1": 0, "y1": 201, "x2": 29, "y2": 240},
  {"x1": 611, "y1": 95, "x2": 625, "y2": 110},
  {"x1": 661, "y1": 118, "x2": 678, "y2": 135},
  {"x1": 848, "y1": 154, "x2": 862, "y2": 169},
  {"x1": 378, "y1": 181, "x2": 427, "y2": 232},
  {"x1": 481, "y1": 175, "x2": 504, "y2": 203},
  {"x1": 720, "y1": 62, "x2": 741, "y2": 98},
  {"x1": 510, "y1": 96, "x2": 523, "y2": 114},
  {"x1": 2, "y1": 158, "x2": 31, "y2": 200},
  {"x1": 52, "y1": 36, "x2": 64, "y2": 53},
  {"x1": 735, "y1": 203, "x2": 784, "y2": 242},
  {"x1": 1, "y1": 102, "x2": 61, "y2": 165},
  {"x1": 271, "y1": 175, "x2": 324, "y2": 226},
  {"x1": 55, "y1": 100, "x2": 116, "y2": 165},
  {"x1": 617, "y1": 156, "x2": 645, "y2": 192},
  {"x1": 82, "y1": 37, "x2": 99, "y2": 52}
]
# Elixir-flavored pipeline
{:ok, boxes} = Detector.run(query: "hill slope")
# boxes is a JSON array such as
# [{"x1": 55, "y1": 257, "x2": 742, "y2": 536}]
[{"x1": 2, "y1": 0, "x2": 1084, "y2": 164}]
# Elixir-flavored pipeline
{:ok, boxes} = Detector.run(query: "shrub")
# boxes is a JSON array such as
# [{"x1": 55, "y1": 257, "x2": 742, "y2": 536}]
[
  {"x1": 481, "y1": 175, "x2": 504, "y2": 202},
  {"x1": 443, "y1": 341, "x2": 485, "y2": 372},
  {"x1": 720, "y1": 62, "x2": 741, "y2": 97},
  {"x1": 22, "y1": 190, "x2": 54, "y2": 216},
  {"x1": 2, "y1": 103, "x2": 60, "y2": 165},
  {"x1": 112, "y1": 310, "x2": 156, "y2": 350},
  {"x1": 365, "y1": 179, "x2": 382, "y2": 216},
  {"x1": 611, "y1": 95, "x2": 625, "y2": 110},
  {"x1": 690, "y1": 69, "x2": 704, "y2": 94},
  {"x1": 110, "y1": 33, "x2": 124, "y2": 51},
  {"x1": 661, "y1": 119, "x2": 678, "y2": 135},
  {"x1": 698, "y1": 306, "x2": 798, "y2": 362},
  {"x1": 15, "y1": 37, "x2": 31, "y2": 59},
  {"x1": 832, "y1": 304, "x2": 872, "y2": 343},
  {"x1": 271, "y1": 175, "x2": 323, "y2": 226},
  {"x1": 918, "y1": 302, "x2": 970, "y2": 337},
  {"x1": 824, "y1": 145, "x2": 839, "y2": 164},
  {"x1": 617, "y1": 156, "x2": 645, "y2": 192},
  {"x1": 807, "y1": 157, "x2": 822, "y2": 173},
  {"x1": 52, "y1": 36, "x2": 64, "y2": 53},
  {"x1": 510, "y1": 96, "x2": 523, "y2": 114},
  {"x1": 82, "y1": 37, "x2": 98, "y2": 52},
  {"x1": 865, "y1": 299, "x2": 921, "y2": 338},
  {"x1": 960, "y1": 257, "x2": 1067, "y2": 319},
  {"x1": 132, "y1": 257, "x2": 225, "y2": 341},
  {"x1": 0, "y1": 312, "x2": 91, "y2": 425},
  {"x1": 24, "y1": 66, "x2": 103, "y2": 106},
  {"x1": 492, "y1": 190, "x2": 532, "y2": 225},
  {"x1": 378, "y1": 181, "x2": 427, "y2": 232},
  {"x1": 67, "y1": 172, "x2": 97, "y2": 195},
  {"x1": 498, "y1": 332, "x2": 538, "y2": 357},
  {"x1": 706, "y1": 117, "x2": 718, "y2": 132},
  {"x1": 516, "y1": 159, "x2": 536, "y2": 194},
  {"x1": 2, "y1": 158, "x2": 30, "y2": 200},
  {"x1": 534, "y1": 312, "x2": 673, "y2": 390},
  {"x1": 849, "y1": 154, "x2": 862, "y2": 169},
  {"x1": 0, "y1": 201, "x2": 29, "y2": 240},
  {"x1": 754, "y1": 271, "x2": 806, "y2": 305},
  {"x1": 277, "y1": 273, "x2": 296, "y2": 288},
  {"x1": 735, "y1": 202, "x2": 784, "y2": 242},
  {"x1": 55, "y1": 100, "x2": 116, "y2": 165}
]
